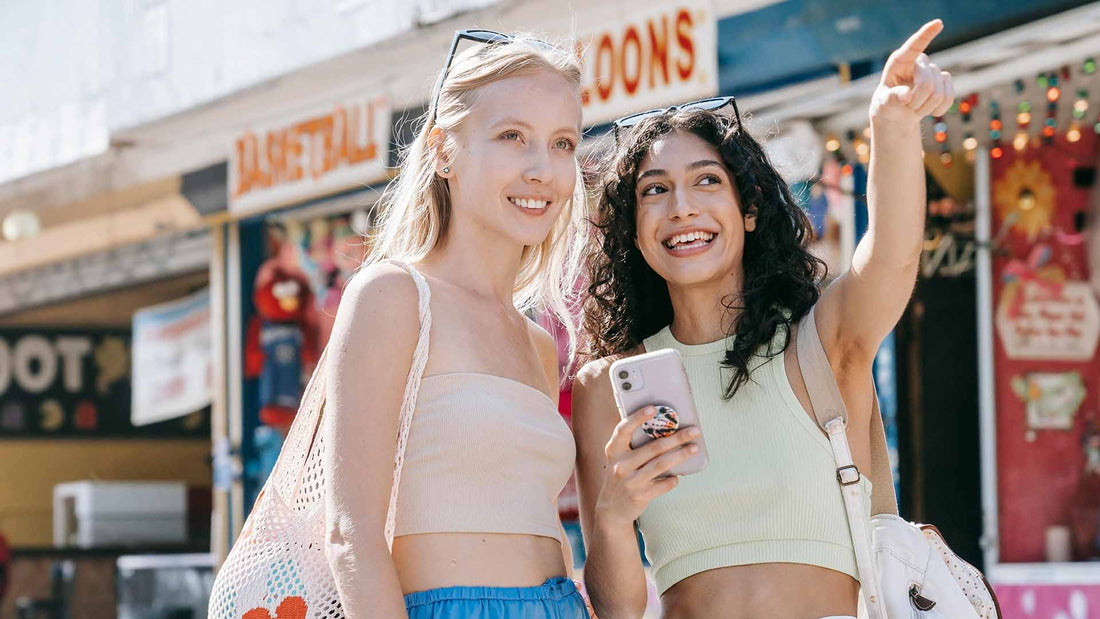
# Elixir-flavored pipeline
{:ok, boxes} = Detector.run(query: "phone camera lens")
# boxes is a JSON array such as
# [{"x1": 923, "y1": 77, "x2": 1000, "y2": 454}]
[
  {"x1": 618, "y1": 370, "x2": 629, "y2": 379},
  {"x1": 622, "y1": 382, "x2": 632, "y2": 391}
]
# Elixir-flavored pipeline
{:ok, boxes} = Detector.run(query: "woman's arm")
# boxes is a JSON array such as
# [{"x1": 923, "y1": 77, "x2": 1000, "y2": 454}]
[
  {"x1": 572, "y1": 358, "x2": 699, "y2": 618},
  {"x1": 323, "y1": 263, "x2": 423, "y2": 618},
  {"x1": 573, "y1": 360, "x2": 649, "y2": 617},
  {"x1": 817, "y1": 20, "x2": 954, "y2": 364}
]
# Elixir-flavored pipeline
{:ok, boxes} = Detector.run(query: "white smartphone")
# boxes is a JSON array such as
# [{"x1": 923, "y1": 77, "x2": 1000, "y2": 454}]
[{"x1": 609, "y1": 348, "x2": 709, "y2": 476}]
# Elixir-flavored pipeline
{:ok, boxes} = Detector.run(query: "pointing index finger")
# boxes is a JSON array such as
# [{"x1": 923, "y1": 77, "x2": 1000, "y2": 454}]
[{"x1": 892, "y1": 20, "x2": 944, "y2": 69}]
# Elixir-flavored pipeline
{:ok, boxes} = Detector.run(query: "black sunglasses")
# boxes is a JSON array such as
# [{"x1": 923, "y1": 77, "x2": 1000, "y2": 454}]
[
  {"x1": 429, "y1": 29, "x2": 562, "y2": 124},
  {"x1": 611, "y1": 96, "x2": 742, "y2": 140}
]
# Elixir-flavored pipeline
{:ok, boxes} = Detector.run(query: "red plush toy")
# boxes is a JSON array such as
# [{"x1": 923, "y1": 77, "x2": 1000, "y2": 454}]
[{"x1": 245, "y1": 237, "x2": 319, "y2": 431}]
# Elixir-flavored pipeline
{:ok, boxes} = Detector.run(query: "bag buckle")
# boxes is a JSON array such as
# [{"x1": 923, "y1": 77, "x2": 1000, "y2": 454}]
[
  {"x1": 910, "y1": 585, "x2": 937, "y2": 611},
  {"x1": 836, "y1": 464, "x2": 861, "y2": 486}
]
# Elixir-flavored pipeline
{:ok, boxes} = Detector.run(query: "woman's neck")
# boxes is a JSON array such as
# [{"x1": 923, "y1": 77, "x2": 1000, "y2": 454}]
[
  {"x1": 420, "y1": 215, "x2": 524, "y2": 307},
  {"x1": 666, "y1": 269, "x2": 744, "y2": 345}
]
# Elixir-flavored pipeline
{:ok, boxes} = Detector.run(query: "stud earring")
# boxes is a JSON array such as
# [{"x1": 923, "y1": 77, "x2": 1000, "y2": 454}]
[{"x1": 442, "y1": 166, "x2": 450, "y2": 174}]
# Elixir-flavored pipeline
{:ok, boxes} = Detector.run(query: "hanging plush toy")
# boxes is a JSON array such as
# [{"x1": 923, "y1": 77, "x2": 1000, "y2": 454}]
[{"x1": 245, "y1": 229, "x2": 319, "y2": 431}]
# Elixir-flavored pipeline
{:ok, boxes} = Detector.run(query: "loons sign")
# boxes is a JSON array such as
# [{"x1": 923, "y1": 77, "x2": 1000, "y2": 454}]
[
  {"x1": 229, "y1": 96, "x2": 392, "y2": 216},
  {"x1": 578, "y1": 1, "x2": 718, "y2": 127}
]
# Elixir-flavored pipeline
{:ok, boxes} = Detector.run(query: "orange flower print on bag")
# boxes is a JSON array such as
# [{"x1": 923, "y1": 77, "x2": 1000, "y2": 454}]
[{"x1": 242, "y1": 596, "x2": 307, "y2": 619}]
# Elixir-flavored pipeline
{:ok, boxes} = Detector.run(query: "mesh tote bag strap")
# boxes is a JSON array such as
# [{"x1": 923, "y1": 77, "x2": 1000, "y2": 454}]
[
  {"x1": 208, "y1": 260, "x2": 433, "y2": 619},
  {"x1": 381, "y1": 260, "x2": 433, "y2": 549},
  {"x1": 267, "y1": 260, "x2": 432, "y2": 517},
  {"x1": 266, "y1": 345, "x2": 332, "y2": 497}
]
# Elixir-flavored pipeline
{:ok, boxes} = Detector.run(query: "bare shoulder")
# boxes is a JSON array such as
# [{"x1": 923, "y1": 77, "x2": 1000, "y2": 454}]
[
  {"x1": 343, "y1": 261, "x2": 421, "y2": 310},
  {"x1": 332, "y1": 262, "x2": 422, "y2": 355},
  {"x1": 574, "y1": 357, "x2": 614, "y2": 393},
  {"x1": 572, "y1": 348, "x2": 643, "y2": 463},
  {"x1": 573, "y1": 346, "x2": 644, "y2": 411}
]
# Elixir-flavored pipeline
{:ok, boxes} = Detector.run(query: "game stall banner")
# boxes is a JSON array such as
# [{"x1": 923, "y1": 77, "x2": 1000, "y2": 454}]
[
  {"x1": 229, "y1": 94, "x2": 392, "y2": 217},
  {"x1": 0, "y1": 330, "x2": 208, "y2": 438},
  {"x1": 989, "y1": 131, "x2": 1100, "y2": 565},
  {"x1": 131, "y1": 288, "x2": 213, "y2": 427}
]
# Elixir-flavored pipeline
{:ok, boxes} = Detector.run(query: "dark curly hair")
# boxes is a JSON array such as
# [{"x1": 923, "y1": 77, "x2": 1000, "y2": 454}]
[{"x1": 582, "y1": 108, "x2": 826, "y2": 398}]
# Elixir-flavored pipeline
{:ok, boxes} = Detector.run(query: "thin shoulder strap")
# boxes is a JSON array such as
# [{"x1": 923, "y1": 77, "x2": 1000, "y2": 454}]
[
  {"x1": 382, "y1": 259, "x2": 432, "y2": 550},
  {"x1": 795, "y1": 305, "x2": 899, "y2": 516}
]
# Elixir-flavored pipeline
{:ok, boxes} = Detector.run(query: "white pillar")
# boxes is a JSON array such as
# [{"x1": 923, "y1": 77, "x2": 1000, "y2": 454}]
[{"x1": 974, "y1": 147, "x2": 1000, "y2": 570}]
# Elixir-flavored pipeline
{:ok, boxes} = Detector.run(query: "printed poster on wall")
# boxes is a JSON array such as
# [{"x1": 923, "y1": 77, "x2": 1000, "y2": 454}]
[
  {"x1": 995, "y1": 277, "x2": 1100, "y2": 361},
  {"x1": 132, "y1": 288, "x2": 213, "y2": 426}
]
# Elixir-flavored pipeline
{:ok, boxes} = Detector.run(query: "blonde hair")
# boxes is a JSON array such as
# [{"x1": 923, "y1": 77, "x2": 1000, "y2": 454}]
[{"x1": 364, "y1": 33, "x2": 588, "y2": 356}]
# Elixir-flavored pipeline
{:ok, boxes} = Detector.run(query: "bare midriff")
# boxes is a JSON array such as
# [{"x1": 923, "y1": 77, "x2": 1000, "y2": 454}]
[
  {"x1": 658, "y1": 563, "x2": 860, "y2": 619},
  {"x1": 392, "y1": 532, "x2": 567, "y2": 595}
]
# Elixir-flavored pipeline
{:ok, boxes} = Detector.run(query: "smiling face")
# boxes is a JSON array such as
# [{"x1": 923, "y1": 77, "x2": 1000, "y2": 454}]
[
  {"x1": 633, "y1": 130, "x2": 755, "y2": 287},
  {"x1": 441, "y1": 70, "x2": 582, "y2": 248}
]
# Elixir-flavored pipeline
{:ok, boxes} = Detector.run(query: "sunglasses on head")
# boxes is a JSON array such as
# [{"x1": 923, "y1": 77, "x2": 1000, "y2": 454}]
[
  {"x1": 429, "y1": 29, "x2": 563, "y2": 124},
  {"x1": 611, "y1": 96, "x2": 743, "y2": 141}
]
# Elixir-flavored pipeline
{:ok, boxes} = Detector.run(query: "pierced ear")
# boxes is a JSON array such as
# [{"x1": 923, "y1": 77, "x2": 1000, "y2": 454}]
[
  {"x1": 744, "y1": 206, "x2": 759, "y2": 232},
  {"x1": 428, "y1": 127, "x2": 451, "y2": 177}
]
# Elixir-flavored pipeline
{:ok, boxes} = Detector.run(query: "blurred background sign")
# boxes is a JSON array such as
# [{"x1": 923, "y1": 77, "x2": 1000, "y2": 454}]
[
  {"x1": 0, "y1": 329, "x2": 209, "y2": 438},
  {"x1": 131, "y1": 288, "x2": 213, "y2": 427},
  {"x1": 228, "y1": 95, "x2": 392, "y2": 217},
  {"x1": 577, "y1": 0, "x2": 719, "y2": 126}
]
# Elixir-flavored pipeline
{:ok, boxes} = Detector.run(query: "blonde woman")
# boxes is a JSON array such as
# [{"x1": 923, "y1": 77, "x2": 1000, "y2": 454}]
[{"x1": 323, "y1": 31, "x2": 591, "y2": 618}]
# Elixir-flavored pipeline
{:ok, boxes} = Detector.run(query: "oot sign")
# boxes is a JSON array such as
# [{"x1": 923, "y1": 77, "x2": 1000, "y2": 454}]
[
  {"x1": 578, "y1": 1, "x2": 717, "y2": 126},
  {"x1": 0, "y1": 330, "x2": 209, "y2": 437},
  {"x1": 229, "y1": 95, "x2": 391, "y2": 216}
]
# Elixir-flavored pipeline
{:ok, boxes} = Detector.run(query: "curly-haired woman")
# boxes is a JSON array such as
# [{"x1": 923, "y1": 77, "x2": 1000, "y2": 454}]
[{"x1": 571, "y1": 21, "x2": 954, "y2": 619}]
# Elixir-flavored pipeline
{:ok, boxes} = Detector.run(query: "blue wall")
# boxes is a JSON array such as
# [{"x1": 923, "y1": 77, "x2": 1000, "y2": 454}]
[{"x1": 717, "y1": 0, "x2": 1091, "y2": 94}]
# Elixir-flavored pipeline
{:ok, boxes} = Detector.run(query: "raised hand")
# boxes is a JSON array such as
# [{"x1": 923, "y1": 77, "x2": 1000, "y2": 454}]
[{"x1": 871, "y1": 19, "x2": 955, "y2": 124}]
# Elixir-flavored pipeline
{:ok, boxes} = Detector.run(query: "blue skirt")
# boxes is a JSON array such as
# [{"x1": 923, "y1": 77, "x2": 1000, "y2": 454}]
[{"x1": 404, "y1": 576, "x2": 589, "y2": 618}]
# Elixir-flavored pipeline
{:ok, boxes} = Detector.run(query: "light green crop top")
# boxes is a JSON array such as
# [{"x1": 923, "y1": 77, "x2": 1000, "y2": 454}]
[{"x1": 637, "y1": 325, "x2": 872, "y2": 594}]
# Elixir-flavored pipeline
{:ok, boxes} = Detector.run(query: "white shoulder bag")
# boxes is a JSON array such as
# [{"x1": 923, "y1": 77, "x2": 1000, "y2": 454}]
[{"x1": 795, "y1": 306, "x2": 1002, "y2": 619}]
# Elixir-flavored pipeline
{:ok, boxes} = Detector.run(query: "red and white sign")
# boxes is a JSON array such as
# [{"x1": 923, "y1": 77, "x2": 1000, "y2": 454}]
[
  {"x1": 996, "y1": 281, "x2": 1100, "y2": 361},
  {"x1": 229, "y1": 96, "x2": 391, "y2": 216},
  {"x1": 577, "y1": 1, "x2": 718, "y2": 127}
]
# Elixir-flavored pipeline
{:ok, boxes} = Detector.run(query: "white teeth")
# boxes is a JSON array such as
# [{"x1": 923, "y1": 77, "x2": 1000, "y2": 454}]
[
  {"x1": 664, "y1": 231, "x2": 715, "y2": 248},
  {"x1": 510, "y1": 198, "x2": 549, "y2": 209}
]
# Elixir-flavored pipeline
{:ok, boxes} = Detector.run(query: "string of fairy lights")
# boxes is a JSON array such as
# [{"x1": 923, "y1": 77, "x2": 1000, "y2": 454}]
[{"x1": 822, "y1": 56, "x2": 1100, "y2": 169}]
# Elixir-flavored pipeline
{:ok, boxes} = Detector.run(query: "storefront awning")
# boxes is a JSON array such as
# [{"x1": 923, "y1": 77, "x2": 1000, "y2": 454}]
[{"x1": 751, "y1": 3, "x2": 1100, "y2": 135}]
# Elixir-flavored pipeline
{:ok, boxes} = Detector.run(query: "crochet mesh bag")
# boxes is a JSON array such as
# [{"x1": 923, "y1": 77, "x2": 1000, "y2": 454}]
[{"x1": 208, "y1": 262, "x2": 432, "y2": 619}]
